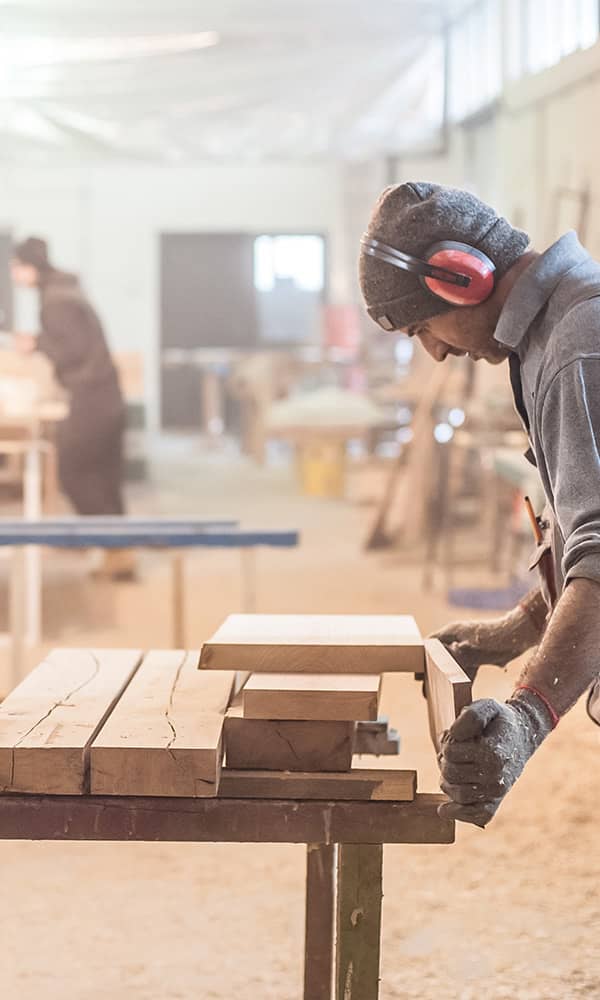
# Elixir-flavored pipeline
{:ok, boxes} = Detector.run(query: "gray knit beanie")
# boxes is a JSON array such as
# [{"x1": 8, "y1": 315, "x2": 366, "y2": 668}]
[{"x1": 359, "y1": 182, "x2": 530, "y2": 330}]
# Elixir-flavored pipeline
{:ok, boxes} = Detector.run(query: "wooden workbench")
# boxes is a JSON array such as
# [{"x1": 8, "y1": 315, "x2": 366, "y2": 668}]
[
  {"x1": 0, "y1": 793, "x2": 451, "y2": 1000},
  {"x1": 0, "y1": 643, "x2": 459, "y2": 999}
]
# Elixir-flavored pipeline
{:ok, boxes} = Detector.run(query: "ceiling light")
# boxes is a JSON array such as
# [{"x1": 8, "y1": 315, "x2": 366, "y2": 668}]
[{"x1": 4, "y1": 32, "x2": 220, "y2": 68}]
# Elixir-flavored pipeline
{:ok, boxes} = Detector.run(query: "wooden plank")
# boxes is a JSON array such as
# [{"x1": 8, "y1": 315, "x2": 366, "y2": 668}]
[
  {"x1": 242, "y1": 673, "x2": 380, "y2": 722},
  {"x1": 0, "y1": 793, "x2": 455, "y2": 844},
  {"x1": 225, "y1": 712, "x2": 355, "y2": 772},
  {"x1": 199, "y1": 614, "x2": 424, "y2": 673},
  {"x1": 304, "y1": 844, "x2": 336, "y2": 1000},
  {"x1": 0, "y1": 649, "x2": 142, "y2": 795},
  {"x1": 365, "y1": 360, "x2": 449, "y2": 550},
  {"x1": 219, "y1": 768, "x2": 416, "y2": 801},
  {"x1": 336, "y1": 844, "x2": 383, "y2": 1000},
  {"x1": 91, "y1": 651, "x2": 235, "y2": 797},
  {"x1": 354, "y1": 719, "x2": 400, "y2": 756},
  {"x1": 424, "y1": 638, "x2": 472, "y2": 752}
]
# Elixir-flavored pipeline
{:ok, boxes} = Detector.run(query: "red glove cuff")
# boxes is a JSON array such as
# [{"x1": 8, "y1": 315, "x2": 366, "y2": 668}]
[{"x1": 514, "y1": 684, "x2": 560, "y2": 729}]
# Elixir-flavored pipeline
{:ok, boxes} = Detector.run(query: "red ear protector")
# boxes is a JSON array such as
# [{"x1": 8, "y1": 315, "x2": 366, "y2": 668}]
[{"x1": 361, "y1": 236, "x2": 496, "y2": 329}]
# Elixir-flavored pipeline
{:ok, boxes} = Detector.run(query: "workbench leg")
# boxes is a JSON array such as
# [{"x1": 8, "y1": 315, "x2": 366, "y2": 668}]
[
  {"x1": 10, "y1": 546, "x2": 26, "y2": 689},
  {"x1": 201, "y1": 368, "x2": 224, "y2": 444},
  {"x1": 304, "y1": 843, "x2": 336, "y2": 1000},
  {"x1": 42, "y1": 442, "x2": 59, "y2": 514},
  {"x1": 171, "y1": 552, "x2": 185, "y2": 648},
  {"x1": 23, "y1": 444, "x2": 42, "y2": 646},
  {"x1": 240, "y1": 548, "x2": 257, "y2": 612},
  {"x1": 336, "y1": 844, "x2": 383, "y2": 1000}
]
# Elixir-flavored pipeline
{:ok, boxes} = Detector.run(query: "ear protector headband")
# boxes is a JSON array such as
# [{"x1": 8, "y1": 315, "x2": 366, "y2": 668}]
[{"x1": 361, "y1": 236, "x2": 496, "y2": 331}]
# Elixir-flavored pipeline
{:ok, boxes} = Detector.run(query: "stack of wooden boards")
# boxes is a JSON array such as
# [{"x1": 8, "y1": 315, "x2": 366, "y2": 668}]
[
  {"x1": 0, "y1": 615, "x2": 471, "y2": 798},
  {"x1": 210, "y1": 615, "x2": 420, "y2": 802}
]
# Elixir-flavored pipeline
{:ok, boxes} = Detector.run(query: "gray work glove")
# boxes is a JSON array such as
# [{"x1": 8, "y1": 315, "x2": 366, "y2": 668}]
[
  {"x1": 431, "y1": 618, "x2": 523, "y2": 682},
  {"x1": 437, "y1": 690, "x2": 555, "y2": 828},
  {"x1": 415, "y1": 617, "x2": 522, "y2": 696}
]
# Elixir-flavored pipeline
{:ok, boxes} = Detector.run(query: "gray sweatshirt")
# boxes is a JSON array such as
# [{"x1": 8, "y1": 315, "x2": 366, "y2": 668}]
[{"x1": 495, "y1": 231, "x2": 600, "y2": 594}]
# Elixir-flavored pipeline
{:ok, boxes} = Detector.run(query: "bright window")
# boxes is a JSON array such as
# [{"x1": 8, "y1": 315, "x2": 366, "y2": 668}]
[
  {"x1": 253, "y1": 235, "x2": 325, "y2": 344},
  {"x1": 514, "y1": 0, "x2": 599, "y2": 78},
  {"x1": 580, "y1": 0, "x2": 600, "y2": 47},
  {"x1": 452, "y1": 0, "x2": 600, "y2": 116},
  {"x1": 505, "y1": 0, "x2": 525, "y2": 80},
  {"x1": 449, "y1": 0, "x2": 502, "y2": 121},
  {"x1": 253, "y1": 235, "x2": 324, "y2": 294}
]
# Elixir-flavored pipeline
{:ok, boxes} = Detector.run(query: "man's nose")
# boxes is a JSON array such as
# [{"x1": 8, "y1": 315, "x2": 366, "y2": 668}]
[{"x1": 418, "y1": 331, "x2": 448, "y2": 363}]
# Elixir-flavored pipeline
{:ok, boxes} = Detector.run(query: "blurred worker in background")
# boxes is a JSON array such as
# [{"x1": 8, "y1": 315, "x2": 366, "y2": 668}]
[
  {"x1": 11, "y1": 236, "x2": 134, "y2": 580},
  {"x1": 360, "y1": 181, "x2": 600, "y2": 828}
]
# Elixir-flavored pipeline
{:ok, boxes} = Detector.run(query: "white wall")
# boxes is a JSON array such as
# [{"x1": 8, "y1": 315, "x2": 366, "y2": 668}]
[
  {"x1": 389, "y1": 40, "x2": 600, "y2": 257},
  {"x1": 0, "y1": 162, "x2": 347, "y2": 427},
  {"x1": 6, "y1": 41, "x2": 600, "y2": 428}
]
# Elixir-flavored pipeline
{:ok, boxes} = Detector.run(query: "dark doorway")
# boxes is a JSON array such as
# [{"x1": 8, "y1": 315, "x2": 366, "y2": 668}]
[
  {"x1": 160, "y1": 232, "x2": 326, "y2": 430},
  {"x1": 160, "y1": 233, "x2": 258, "y2": 429}
]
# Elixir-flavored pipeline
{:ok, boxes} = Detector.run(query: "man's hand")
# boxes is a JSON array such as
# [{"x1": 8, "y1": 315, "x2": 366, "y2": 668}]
[
  {"x1": 437, "y1": 689, "x2": 555, "y2": 827},
  {"x1": 430, "y1": 590, "x2": 548, "y2": 682},
  {"x1": 432, "y1": 619, "x2": 514, "y2": 681},
  {"x1": 416, "y1": 617, "x2": 513, "y2": 697}
]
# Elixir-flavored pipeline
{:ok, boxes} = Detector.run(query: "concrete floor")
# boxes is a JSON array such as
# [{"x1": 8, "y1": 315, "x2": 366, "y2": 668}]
[{"x1": 1, "y1": 439, "x2": 599, "y2": 999}]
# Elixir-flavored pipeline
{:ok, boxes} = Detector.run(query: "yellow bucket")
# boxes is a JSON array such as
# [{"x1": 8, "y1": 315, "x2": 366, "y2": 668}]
[{"x1": 296, "y1": 439, "x2": 347, "y2": 498}]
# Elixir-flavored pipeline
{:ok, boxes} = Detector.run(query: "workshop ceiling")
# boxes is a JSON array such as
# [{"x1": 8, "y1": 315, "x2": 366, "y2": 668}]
[{"x1": 0, "y1": 0, "x2": 474, "y2": 164}]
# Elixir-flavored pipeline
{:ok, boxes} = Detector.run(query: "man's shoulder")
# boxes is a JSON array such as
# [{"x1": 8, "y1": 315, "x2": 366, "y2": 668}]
[{"x1": 540, "y1": 271, "x2": 600, "y2": 379}]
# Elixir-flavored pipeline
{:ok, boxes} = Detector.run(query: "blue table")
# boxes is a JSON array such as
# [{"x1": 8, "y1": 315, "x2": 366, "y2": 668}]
[
  {"x1": 0, "y1": 517, "x2": 240, "y2": 649},
  {"x1": 0, "y1": 516, "x2": 238, "y2": 530},
  {"x1": 1, "y1": 519, "x2": 299, "y2": 686}
]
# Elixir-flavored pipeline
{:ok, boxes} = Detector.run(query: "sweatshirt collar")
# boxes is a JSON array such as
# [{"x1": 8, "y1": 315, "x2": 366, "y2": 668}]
[{"x1": 494, "y1": 231, "x2": 587, "y2": 350}]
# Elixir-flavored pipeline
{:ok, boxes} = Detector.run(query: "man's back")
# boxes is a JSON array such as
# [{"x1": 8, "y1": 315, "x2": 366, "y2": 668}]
[
  {"x1": 495, "y1": 231, "x2": 600, "y2": 591},
  {"x1": 39, "y1": 269, "x2": 122, "y2": 400}
]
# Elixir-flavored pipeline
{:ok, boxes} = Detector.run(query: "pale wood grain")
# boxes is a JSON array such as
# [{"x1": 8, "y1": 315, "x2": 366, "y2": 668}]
[
  {"x1": 242, "y1": 673, "x2": 380, "y2": 721},
  {"x1": 219, "y1": 767, "x2": 416, "y2": 801},
  {"x1": 424, "y1": 638, "x2": 472, "y2": 752},
  {"x1": 91, "y1": 651, "x2": 235, "y2": 796},
  {"x1": 0, "y1": 648, "x2": 142, "y2": 794},
  {"x1": 199, "y1": 613, "x2": 423, "y2": 673},
  {"x1": 224, "y1": 710, "x2": 355, "y2": 771}
]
